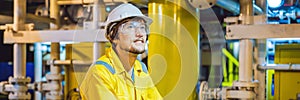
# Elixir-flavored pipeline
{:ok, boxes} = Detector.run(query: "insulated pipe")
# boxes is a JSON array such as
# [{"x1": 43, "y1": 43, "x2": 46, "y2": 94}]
[
  {"x1": 216, "y1": 0, "x2": 263, "y2": 15},
  {"x1": 11, "y1": 0, "x2": 29, "y2": 99},
  {"x1": 50, "y1": 0, "x2": 60, "y2": 78},
  {"x1": 93, "y1": 0, "x2": 106, "y2": 62},
  {"x1": 50, "y1": 0, "x2": 61, "y2": 75},
  {"x1": 254, "y1": 0, "x2": 267, "y2": 100},
  {"x1": 13, "y1": 0, "x2": 26, "y2": 78},
  {"x1": 50, "y1": 0, "x2": 60, "y2": 28},
  {"x1": 48, "y1": 0, "x2": 62, "y2": 99},
  {"x1": 255, "y1": 0, "x2": 267, "y2": 13},
  {"x1": 239, "y1": 40, "x2": 253, "y2": 82},
  {"x1": 148, "y1": 0, "x2": 199, "y2": 99},
  {"x1": 254, "y1": 39, "x2": 266, "y2": 100},
  {"x1": 34, "y1": 43, "x2": 42, "y2": 100},
  {"x1": 238, "y1": 0, "x2": 253, "y2": 82},
  {"x1": 50, "y1": 43, "x2": 60, "y2": 74},
  {"x1": 13, "y1": 44, "x2": 26, "y2": 78},
  {"x1": 93, "y1": 0, "x2": 100, "y2": 62}
]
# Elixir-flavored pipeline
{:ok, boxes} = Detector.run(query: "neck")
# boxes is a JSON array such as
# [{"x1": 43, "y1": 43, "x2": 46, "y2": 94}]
[{"x1": 113, "y1": 47, "x2": 137, "y2": 72}]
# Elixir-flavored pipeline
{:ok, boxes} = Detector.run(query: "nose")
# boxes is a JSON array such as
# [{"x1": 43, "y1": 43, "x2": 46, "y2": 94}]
[{"x1": 135, "y1": 29, "x2": 144, "y2": 38}]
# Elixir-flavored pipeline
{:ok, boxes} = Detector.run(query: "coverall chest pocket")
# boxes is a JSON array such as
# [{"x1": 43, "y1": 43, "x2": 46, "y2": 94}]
[{"x1": 134, "y1": 75, "x2": 155, "y2": 88}]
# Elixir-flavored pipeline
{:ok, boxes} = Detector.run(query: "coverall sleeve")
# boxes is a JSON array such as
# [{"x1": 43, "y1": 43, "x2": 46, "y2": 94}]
[{"x1": 80, "y1": 65, "x2": 117, "y2": 100}]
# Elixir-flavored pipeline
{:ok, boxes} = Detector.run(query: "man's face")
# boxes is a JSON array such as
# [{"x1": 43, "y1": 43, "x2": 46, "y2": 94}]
[{"x1": 114, "y1": 19, "x2": 148, "y2": 54}]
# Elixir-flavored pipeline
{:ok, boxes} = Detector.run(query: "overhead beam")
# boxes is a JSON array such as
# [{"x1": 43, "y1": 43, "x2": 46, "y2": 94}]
[
  {"x1": 226, "y1": 24, "x2": 300, "y2": 39},
  {"x1": 4, "y1": 29, "x2": 108, "y2": 43}
]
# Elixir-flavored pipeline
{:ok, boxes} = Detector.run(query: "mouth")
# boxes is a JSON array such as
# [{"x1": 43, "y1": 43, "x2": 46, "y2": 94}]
[{"x1": 134, "y1": 39, "x2": 144, "y2": 43}]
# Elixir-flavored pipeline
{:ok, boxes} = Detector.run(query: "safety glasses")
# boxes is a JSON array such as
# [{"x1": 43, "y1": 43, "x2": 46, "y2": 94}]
[{"x1": 120, "y1": 21, "x2": 149, "y2": 34}]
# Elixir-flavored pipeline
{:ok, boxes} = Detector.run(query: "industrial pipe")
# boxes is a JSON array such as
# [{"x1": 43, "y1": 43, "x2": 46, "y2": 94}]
[
  {"x1": 238, "y1": 0, "x2": 254, "y2": 82},
  {"x1": 253, "y1": 0, "x2": 267, "y2": 100},
  {"x1": 46, "y1": 0, "x2": 63, "y2": 99},
  {"x1": 13, "y1": 0, "x2": 26, "y2": 78},
  {"x1": 9, "y1": 0, "x2": 31, "y2": 99},
  {"x1": 148, "y1": 0, "x2": 199, "y2": 99},
  {"x1": 13, "y1": 44, "x2": 26, "y2": 78},
  {"x1": 34, "y1": 43, "x2": 42, "y2": 100},
  {"x1": 47, "y1": 60, "x2": 93, "y2": 66},
  {"x1": 93, "y1": 0, "x2": 100, "y2": 62},
  {"x1": 216, "y1": 0, "x2": 263, "y2": 15},
  {"x1": 258, "y1": 64, "x2": 300, "y2": 70}
]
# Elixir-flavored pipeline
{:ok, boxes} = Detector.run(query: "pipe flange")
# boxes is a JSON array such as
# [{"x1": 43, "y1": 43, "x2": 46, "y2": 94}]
[
  {"x1": 8, "y1": 92, "x2": 31, "y2": 100},
  {"x1": 232, "y1": 81, "x2": 258, "y2": 88},
  {"x1": 46, "y1": 74, "x2": 64, "y2": 81},
  {"x1": 35, "y1": 82, "x2": 45, "y2": 92},
  {"x1": 199, "y1": 81, "x2": 209, "y2": 100},
  {"x1": 188, "y1": 0, "x2": 216, "y2": 10},
  {"x1": 5, "y1": 84, "x2": 28, "y2": 92},
  {"x1": 0, "y1": 81, "x2": 8, "y2": 95},
  {"x1": 46, "y1": 92, "x2": 63, "y2": 100},
  {"x1": 8, "y1": 77, "x2": 31, "y2": 84},
  {"x1": 47, "y1": 59, "x2": 56, "y2": 66}
]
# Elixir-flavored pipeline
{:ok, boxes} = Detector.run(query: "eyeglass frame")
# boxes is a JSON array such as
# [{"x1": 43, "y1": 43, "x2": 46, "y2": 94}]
[{"x1": 119, "y1": 21, "x2": 149, "y2": 34}]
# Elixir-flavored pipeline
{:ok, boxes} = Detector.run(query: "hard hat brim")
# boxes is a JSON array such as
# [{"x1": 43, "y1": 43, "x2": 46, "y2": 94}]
[
  {"x1": 105, "y1": 15, "x2": 153, "y2": 26},
  {"x1": 135, "y1": 15, "x2": 153, "y2": 25}
]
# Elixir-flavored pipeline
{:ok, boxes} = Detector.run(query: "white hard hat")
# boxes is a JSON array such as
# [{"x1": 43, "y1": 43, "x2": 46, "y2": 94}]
[{"x1": 105, "y1": 3, "x2": 153, "y2": 25}]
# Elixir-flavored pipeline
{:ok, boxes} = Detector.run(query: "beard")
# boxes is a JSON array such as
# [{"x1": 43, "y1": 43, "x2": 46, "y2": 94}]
[
  {"x1": 117, "y1": 42, "x2": 146, "y2": 55},
  {"x1": 122, "y1": 43, "x2": 146, "y2": 54},
  {"x1": 127, "y1": 46, "x2": 145, "y2": 54},
  {"x1": 129, "y1": 49, "x2": 145, "y2": 54}
]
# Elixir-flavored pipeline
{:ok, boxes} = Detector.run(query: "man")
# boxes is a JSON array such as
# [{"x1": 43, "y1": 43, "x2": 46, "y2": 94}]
[{"x1": 80, "y1": 3, "x2": 162, "y2": 100}]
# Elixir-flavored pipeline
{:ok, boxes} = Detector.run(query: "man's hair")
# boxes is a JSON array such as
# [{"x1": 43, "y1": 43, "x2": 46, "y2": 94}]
[{"x1": 105, "y1": 17, "x2": 146, "y2": 43}]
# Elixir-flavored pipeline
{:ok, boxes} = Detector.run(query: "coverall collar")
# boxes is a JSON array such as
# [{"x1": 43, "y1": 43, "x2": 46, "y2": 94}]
[{"x1": 106, "y1": 47, "x2": 142, "y2": 76}]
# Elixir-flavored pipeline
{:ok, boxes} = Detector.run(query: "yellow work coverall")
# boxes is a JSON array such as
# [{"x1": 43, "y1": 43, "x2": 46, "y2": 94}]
[{"x1": 80, "y1": 48, "x2": 162, "y2": 100}]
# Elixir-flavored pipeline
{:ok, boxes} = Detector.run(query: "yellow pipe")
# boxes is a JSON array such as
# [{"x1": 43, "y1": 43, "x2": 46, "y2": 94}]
[
  {"x1": 229, "y1": 59, "x2": 234, "y2": 82},
  {"x1": 148, "y1": 0, "x2": 199, "y2": 99},
  {"x1": 222, "y1": 54, "x2": 228, "y2": 82},
  {"x1": 267, "y1": 70, "x2": 275, "y2": 100},
  {"x1": 222, "y1": 48, "x2": 239, "y2": 66},
  {"x1": 222, "y1": 48, "x2": 240, "y2": 86},
  {"x1": 64, "y1": 44, "x2": 79, "y2": 100}
]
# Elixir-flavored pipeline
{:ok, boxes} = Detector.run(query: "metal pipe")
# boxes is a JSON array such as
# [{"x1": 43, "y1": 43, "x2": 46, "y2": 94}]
[
  {"x1": 216, "y1": 0, "x2": 263, "y2": 15},
  {"x1": 93, "y1": 43, "x2": 100, "y2": 61},
  {"x1": 34, "y1": 43, "x2": 42, "y2": 100},
  {"x1": 49, "y1": 60, "x2": 93, "y2": 66},
  {"x1": 254, "y1": 40, "x2": 266, "y2": 100},
  {"x1": 50, "y1": 43, "x2": 61, "y2": 74},
  {"x1": 239, "y1": 40, "x2": 253, "y2": 82},
  {"x1": 11, "y1": 0, "x2": 30, "y2": 100},
  {"x1": 239, "y1": 0, "x2": 253, "y2": 82},
  {"x1": 13, "y1": 0, "x2": 26, "y2": 31},
  {"x1": 50, "y1": 0, "x2": 60, "y2": 28},
  {"x1": 13, "y1": 0, "x2": 26, "y2": 78},
  {"x1": 258, "y1": 64, "x2": 300, "y2": 70},
  {"x1": 50, "y1": 0, "x2": 60, "y2": 77},
  {"x1": 253, "y1": 0, "x2": 267, "y2": 99},
  {"x1": 13, "y1": 0, "x2": 25, "y2": 76},
  {"x1": 93, "y1": 0, "x2": 106, "y2": 61},
  {"x1": 13, "y1": 44, "x2": 26, "y2": 78},
  {"x1": 255, "y1": 0, "x2": 267, "y2": 13},
  {"x1": 47, "y1": 0, "x2": 63, "y2": 99},
  {"x1": 93, "y1": 0, "x2": 100, "y2": 62},
  {"x1": 149, "y1": 1, "x2": 199, "y2": 99}
]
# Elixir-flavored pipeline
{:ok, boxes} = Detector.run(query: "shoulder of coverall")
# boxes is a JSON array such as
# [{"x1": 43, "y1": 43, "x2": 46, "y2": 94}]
[{"x1": 93, "y1": 47, "x2": 149, "y2": 76}]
